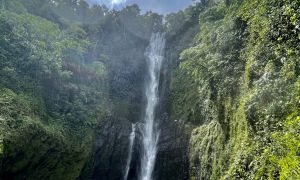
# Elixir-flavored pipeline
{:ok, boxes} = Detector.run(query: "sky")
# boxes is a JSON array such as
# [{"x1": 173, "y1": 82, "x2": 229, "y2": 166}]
[{"x1": 86, "y1": 0, "x2": 194, "y2": 14}]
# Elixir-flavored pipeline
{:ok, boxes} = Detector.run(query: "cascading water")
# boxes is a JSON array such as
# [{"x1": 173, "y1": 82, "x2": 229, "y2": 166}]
[
  {"x1": 124, "y1": 124, "x2": 136, "y2": 180},
  {"x1": 140, "y1": 33, "x2": 165, "y2": 180}
]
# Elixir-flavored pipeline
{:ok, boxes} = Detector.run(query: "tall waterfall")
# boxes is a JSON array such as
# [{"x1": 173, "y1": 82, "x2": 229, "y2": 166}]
[
  {"x1": 140, "y1": 33, "x2": 165, "y2": 180},
  {"x1": 124, "y1": 124, "x2": 136, "y2": 180}
]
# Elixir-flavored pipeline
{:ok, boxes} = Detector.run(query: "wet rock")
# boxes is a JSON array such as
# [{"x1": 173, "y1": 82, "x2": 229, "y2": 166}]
[
  {"x1": 154, "y1": 114, "x2": 190, "y2": 180},
  {"x1": 80, "y1": 117, "x2": 134, "y2": 180}
]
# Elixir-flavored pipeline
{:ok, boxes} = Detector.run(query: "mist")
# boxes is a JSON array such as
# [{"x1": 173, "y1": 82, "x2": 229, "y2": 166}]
[
  {"x1": 86, "y1": 0, "x2": 194, "y2": 14},
  {"x1": 1, "y1": 1, "x2": 299, "y2": 180}
]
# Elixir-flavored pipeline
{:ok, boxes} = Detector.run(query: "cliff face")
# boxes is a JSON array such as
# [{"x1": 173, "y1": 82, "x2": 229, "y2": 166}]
[
  {"x1": 154, "y1": 114, "x2": 191, "y2": 180},
  {"x1": 78, "y1": 38, "x2": 192, "y2": 180},
  {"x1": 78, "y1": 116, "x2": 191, "y2": 180},
  {"x1": 167, "y1": 0, "x2": 300, "y2": 179},
  {"x1": 79, "y1": 117, "x2": 133, "y2": 180},
  {"x1": 1, "y1": 0, "x2": 300, "y2": 180}
]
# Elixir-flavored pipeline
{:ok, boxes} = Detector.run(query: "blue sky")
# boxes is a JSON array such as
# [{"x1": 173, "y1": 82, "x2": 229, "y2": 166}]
[{"x1": 86, "y1": 0, "x2": 194, "y2": 14}]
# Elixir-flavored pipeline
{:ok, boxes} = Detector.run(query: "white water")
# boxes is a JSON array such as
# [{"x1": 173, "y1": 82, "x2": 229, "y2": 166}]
[
  {"x1": 140, "y1": 33, "x2": 165, "y2": 180},
  {"x1": 124, "y1": 124, "x2": 136, "y2": 180}
]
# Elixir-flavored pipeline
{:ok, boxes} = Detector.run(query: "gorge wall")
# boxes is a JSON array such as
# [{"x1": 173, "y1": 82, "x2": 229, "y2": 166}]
[
  {"x1": 166, "y1": 0, "x2": 300, "y2": 179},
  {"x1": 1, "y1": 0, "x2": 300, "y2": 180}
]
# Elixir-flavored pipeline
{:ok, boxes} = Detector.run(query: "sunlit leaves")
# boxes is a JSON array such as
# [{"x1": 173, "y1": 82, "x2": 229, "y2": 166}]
[
  {"x1": 172, "y1": 0, "x2": 300, "y2": 179},
  {"x1": 257, "y1": 115, "x2": 300, "y2": 179}
]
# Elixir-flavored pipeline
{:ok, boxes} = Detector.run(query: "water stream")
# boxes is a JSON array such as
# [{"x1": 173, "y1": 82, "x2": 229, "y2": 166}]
[
  {"x1": 140, "y1": 33, "x2": 166, "y2": 180},
  {"x1": 124, "y1": 124, "x2": 136, "y2": 180}
]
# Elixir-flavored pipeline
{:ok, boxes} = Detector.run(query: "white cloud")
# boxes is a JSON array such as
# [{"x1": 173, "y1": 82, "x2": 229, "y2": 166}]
[
  {"x1": 86, "y1": 0, "x2": 127, "y2": 8},
  {"x1": 111, "y1": 0, "x2": 127, "y2": 6}
]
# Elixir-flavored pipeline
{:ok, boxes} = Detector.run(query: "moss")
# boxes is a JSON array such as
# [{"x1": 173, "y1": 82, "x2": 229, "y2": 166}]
[
  {"x1": 189, "y1": 94, "x2": 252, "y2": 179},
  {"x1": 0, "y1": 88, "x2": 94, "y2": 179},
  {"x1": 243, "y1": 60, "x2": 253, "y2": 90},
  {"x1": 1, "y1": 115, "x2": 92, "y2": 179},
  {"x1": 0, "y1": 140, "x2": 3, "y2": 156},
  {"x1": 190, "y1": 121, "x2": 225, "y2": 179},
  {"x1": 169, "y1": 0, "x2": 300, "y2": 179}
]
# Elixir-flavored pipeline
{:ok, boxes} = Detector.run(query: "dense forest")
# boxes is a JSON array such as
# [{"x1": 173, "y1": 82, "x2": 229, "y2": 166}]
[{"x1": 0, "y1": 0, "x2": 299, "y2": 180}]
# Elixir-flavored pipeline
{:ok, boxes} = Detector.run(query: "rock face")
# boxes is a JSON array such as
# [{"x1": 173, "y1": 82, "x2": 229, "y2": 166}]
[
  {"x1": 80, "y1": 116, "x2": 190, "y2": 180},
  {"x1": 153, "y1": 60, "x2": 191, "y2": 180},
  {"x1": 80, "y1": 60, "x2": 191, "y2": 180},
  {"x1": 154, "y1": 114, "x2": 190, "y2": 180},
  {"x1": 80, "y1": 117, "x2": 136, "y2": 180}
]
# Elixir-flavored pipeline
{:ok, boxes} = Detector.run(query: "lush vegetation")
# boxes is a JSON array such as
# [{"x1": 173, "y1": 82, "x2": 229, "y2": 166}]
[
  {"x1": 0, "y1": 0, "x2": 162, "y2": 179},
  {"x1": 167, "y1": 0, "x2": 300, "y2": 179},
  {"x1": 0, "y1": 0, "x2": 299, "y2": 179}
]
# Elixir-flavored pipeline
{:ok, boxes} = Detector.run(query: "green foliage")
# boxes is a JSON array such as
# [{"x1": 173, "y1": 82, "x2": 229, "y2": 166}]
[
  {"x1": 167, "y1": 0, "x2": 300, "y2": 179},
  {"x1": 171, "y1": 0, "x2": 246, "y2": 126},
  {"x1": 0, "y1": 0, "x2": 164, "y2": 178},
  {"x1": 166, "y1": 2, "x2": 209, "y2": 124},
  {"x1": 271, "y1": 116, "x2": 300, "y2": 179},
  {"x1": 255, "y1": 115, "x2": 300, "y2": 180},
  {"x1": 0, "y1": 10, "x2": 64, "y2": 92},
  {"x1": 0, "y1": 0, "x2": 27, "y2": 14},
  {"x1": 190, "y1": 121, "x2": 225, "y2": 179},
  {"x1": 1, "y1": 0, "x2": 299, "y2": 179}
]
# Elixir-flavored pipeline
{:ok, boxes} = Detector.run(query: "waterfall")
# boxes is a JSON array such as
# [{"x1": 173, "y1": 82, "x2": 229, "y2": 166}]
[
  {"x1": 124, "y1": 124, "x2": 136, "y2": 180},
  {"x1": 140, "y1": 33, "x2": 166, "y2": 180}
]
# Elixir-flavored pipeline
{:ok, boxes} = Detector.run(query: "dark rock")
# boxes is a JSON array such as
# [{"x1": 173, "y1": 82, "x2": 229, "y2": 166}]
[
  {"x1": 154, "y1": 114, "x2": 190, "y2": 180},
  {"x1": 80, "y1": 117, "x2": 135, "y2": 180}
]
